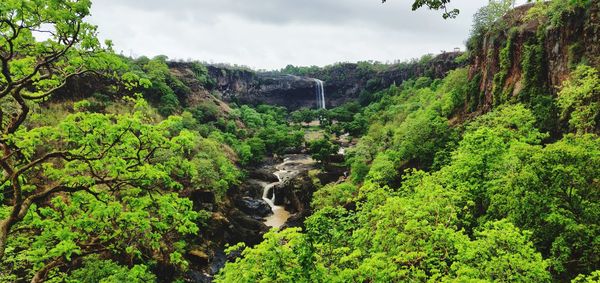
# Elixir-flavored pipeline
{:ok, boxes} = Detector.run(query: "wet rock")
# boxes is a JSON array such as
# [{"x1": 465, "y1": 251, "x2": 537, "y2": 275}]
[
  {"x1": 185, "y1": 270, "x2": 212, "y2": 283},
  {"x1": 234, "y1": 197, "x2": 272, "y2": 217},
  {"x1": 188, "y1": 249, "x2": 210, "y2": 266},
  {"x1": 237, "y1": 180, "x2": 265, "y2": 199},
  {"x1": 247, "y1": 168, "x2": 279, "y2": 182},
  {"x1": 226, "y1": 209, "x2": 269, "y2": 245},
  {"x1": 320, "y1": 163, "x2": 347, "y2": 185},
  {"x1": 189, "y1": 190, "x2": 216, "y2": 211},
  {"x1": 273, "y1": 171, "x2": 317, "y2": 219}
]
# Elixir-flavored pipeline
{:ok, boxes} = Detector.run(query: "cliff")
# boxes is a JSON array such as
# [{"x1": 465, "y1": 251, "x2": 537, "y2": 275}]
[
  {"x1": 467, "y1": 2, "x2": 600, "y2": 116},
  {"x1": 168, "y1": 52, "x2": 465, "y2": 110}
]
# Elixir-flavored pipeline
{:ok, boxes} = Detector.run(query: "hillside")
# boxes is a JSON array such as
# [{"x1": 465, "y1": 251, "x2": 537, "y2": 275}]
[{"x1": 0, "y1": 1, "x2": 598, "y2": 283}]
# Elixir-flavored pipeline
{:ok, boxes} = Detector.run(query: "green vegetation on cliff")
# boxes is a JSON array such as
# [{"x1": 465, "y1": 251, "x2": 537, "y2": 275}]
[
  {"x1": 1, "y1": 0, "x2": 599, "y2": 282},
  {"x1": 216, "y1": 1, "x2": 600, "y2": 281}
]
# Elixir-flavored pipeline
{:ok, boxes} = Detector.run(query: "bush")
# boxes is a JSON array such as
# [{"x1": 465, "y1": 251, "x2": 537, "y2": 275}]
[
  {"x1": 557, "y1": 65, "x2": 600, "y2": 134},
  {"x1": 158, "y1": 92, "x2": 180, "y2": 116},
  {"x1": 308, "y1": 136, "x2": 339, "y2": 164}
]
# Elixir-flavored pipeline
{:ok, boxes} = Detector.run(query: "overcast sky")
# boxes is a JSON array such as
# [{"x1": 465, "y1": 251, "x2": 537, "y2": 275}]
[{"x1": 88, "y1": 0, "x2": 528, "y2": 70}]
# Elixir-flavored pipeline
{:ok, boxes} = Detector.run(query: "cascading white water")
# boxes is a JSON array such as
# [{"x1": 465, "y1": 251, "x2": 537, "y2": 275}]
[
  {"x1": 314, "y1": 79, "x2": 326, "y2": 109},
  {"x1": 262, "y1": 170, "x2": 289, "y2": 228},
  {"x1": 260, "y1": 155, "x2": 315, "y2": 228}
]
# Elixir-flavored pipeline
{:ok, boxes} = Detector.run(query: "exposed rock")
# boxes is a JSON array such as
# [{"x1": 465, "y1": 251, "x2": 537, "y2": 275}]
[
  {"x1": 188, "y1": 249, "x2": 210, "y2": 266},
  {"x1": 226, "y1": 209, "x2": 269, "y2": 245},
  {"x1": 467, "y1": 2, "x2": 600, "y2": 116},
  {"x1": 189, "y1": 190, "x2": 215, "y2": 208},
  {"x1": 167, "y1": 52, "x2": 465, "y2": 111},
  {"x1": 272, "y1": 171, "x2": 318, "y2": 228},
  {"x1": 234, "y1": 197, "x2": 272, "y2": 218},
  {"x1": 236, "y1": 179, "x2": 265, "y2": 199},
  {"x1": 247, "y1": 168, "x2": 280, "y2": 183}
]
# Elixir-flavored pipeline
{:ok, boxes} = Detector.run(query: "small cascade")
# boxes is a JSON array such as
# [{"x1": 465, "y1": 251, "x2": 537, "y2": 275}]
[
  {"x1": 313, "y1": 79, "x2": 326, "y2": 109},
  {"x1": 262, "y1": 172, "x2": 289, "y2": 228},
  {"x1": 259, "y1": 155, "x2": 315, "y2": 228}
]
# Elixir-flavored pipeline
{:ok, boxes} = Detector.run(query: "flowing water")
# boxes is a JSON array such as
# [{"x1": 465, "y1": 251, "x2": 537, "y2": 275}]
[
  {"x1": 260, "y1": 154, "x2": 315, "y2": 228},
  {"x1": 314, "y1": 79, "x2": 326, "y2": 109}
]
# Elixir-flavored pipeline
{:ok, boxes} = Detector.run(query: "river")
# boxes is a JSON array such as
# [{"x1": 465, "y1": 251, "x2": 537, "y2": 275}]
[{"x1": 258, "y1": 154, "x2": 315, "y2": 228}]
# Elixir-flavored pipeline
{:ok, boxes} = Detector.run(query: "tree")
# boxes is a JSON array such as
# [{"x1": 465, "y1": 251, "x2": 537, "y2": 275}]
[
  {"x1": 0, "y1": 103, "x2": 206, "y2": 281},
  {"x1": 451, "y1": 220, "x2": 551, "y2": 282},
  {"x1": 0, "y1": 0, "x2": 127, "y2": 260},
  {"x1": 307, "y1": 136, "x2": 339, "y2": 165},
  {"x1": 557, "y1": 65, "x2": 600, "y2": 134},
  {"x1": 489, "y1": 134, "x2": 600, "y2": 278},
  {"x1": 290, "y1": 108, "x2": 316, "y2": 125},
  {"x1": 382, "y1": 0, "x2": 460, "y2": 19},
  {"x1": 215, "y1": 228, "x2": 326, "y2": 283}
]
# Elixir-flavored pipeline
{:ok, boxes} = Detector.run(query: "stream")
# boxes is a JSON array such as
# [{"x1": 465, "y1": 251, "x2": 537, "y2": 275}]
[{"x1": 257, "y1": 154, "x2": 316, "y2": 228}]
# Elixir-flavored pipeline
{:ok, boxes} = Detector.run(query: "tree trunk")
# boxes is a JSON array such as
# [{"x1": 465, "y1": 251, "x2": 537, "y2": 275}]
[
  {"x1": 0, "y1": 218, "x2": 10, "y2": 260},
  {"x1": 30, "y1": 259, "x2": 63, "y2": 283}
]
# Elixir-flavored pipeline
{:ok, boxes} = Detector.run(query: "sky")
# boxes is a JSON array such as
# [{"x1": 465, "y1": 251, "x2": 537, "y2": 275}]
[{"x1": 88, "y1": 0, "x2": 528, "y2": 70}]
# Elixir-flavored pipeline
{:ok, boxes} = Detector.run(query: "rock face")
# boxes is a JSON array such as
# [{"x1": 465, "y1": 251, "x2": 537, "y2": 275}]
[
  {"x1": 169, "y1": 52, "x2": 465, "y2": 111},
  {"x1": 234, "y1": 197, "x2": 272, "y2": 218},
  {"x1": 467, "y1": 2, "x2": 600, "y2": 114},
  {"x1": 235, "y1": 74, "x2": 318, "y2": 110},
  {"x1": 202, "y1": 65, "x2": 318, "y2": 109}
]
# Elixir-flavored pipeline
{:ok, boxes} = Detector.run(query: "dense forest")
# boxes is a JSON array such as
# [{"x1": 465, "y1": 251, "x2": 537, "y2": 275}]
[{"x1": 0, "y1": 0, "x2": 599, "y2": 282}]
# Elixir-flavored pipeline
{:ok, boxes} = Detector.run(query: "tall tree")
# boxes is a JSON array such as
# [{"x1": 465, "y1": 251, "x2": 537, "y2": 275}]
[{"x1": 0, "y1": 0, "x2": 123, "y2": 260}]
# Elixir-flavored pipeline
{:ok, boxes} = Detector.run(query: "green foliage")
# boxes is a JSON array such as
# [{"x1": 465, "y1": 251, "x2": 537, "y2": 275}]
[
  {"x1": 349, "y1": 158, "x2": 370, "y2": 184},
  {"x1": 520, "y1": 38, "x2": 559, "y2": 133},
  {"x1": 67, "y1": 257, "x2": 156, "y2": 283},
  {"x1": 557, "y1": 65, "x2": 600, "y2": 134},
  {"x1": 527, "y1": 0, "x2": 593, "y2": 29},
  {"x1": 190, "y1": 62, "x2": 215, "y2": 88},
  {"x1": 438, "y1": 68, "x2": 469, "y2": 116},
  {"x1": 215, "y1": 228, "x2": 325, "y2": 283},
  {"x1": 132, "y1": 56, "x2": 194, "y2": 113},
  {"x1": 468, "y1": 0, "x2": 514, "y2": 51},
  {"x1": 191, "y1": 101, "x2": 220, "y2": 123},
  {"x1": 520, "y1": 41, "x2": 546, "y2": 103},
  {"x1": 311, "y1": 183, "x2": 357, "y2": 210},
  {"x1": 0, "y1": 99, "x2": 237, "y2": 281},
  {"x1": 366, "y1": 152, "x2": 398, "y2": 185},
  {"x1": 492, "y1": 33, "x2": 514, "y2": 105},
  {"x1": 572, "y1": 271, "x2": 600, "y2": 283},
  {"x1": 489, "y1": 134, "x2": 600, "y2": 277},
  {"x1": 290, "y1": 108, "x2": 315, "y2": 124},
  {"x1": 383, "y1": 0, "x2": 460, "y2": 19},
  {"x1": 413, "y1": 76, "x2": 432, "y2": 89},
  {"x1": 280, "y1": 65, "x2": 320, "y2": 76},
  {"x1": 467, "y1": 72, "x2": 483, "y2": 111},
  {"x1": 451, "y1": 220, "x2": 551, "y2": 282},
  {"x1": 307, "y1": 136, "x2": 339, "y2": 164},
  {"x1": 158, "y1": 92, "x2": 181, "y2": 116}
]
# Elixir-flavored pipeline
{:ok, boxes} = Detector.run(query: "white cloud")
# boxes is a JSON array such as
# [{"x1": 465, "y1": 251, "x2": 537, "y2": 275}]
[{"x1": 88, "y1": 0, "x2": 526, "y2": 70}]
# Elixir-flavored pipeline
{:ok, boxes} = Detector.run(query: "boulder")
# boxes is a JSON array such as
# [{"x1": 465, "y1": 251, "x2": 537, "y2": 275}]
[
  {"x1": 226, "y1": 209, "x2": 269, "y2": 245},
  {"x1": 234, "y1": 197, "x2": 272, "y2": 217},
  {"x1": 188, "y1": 249, "x2": 210, "y2": 266},
  {"x1": 247, "y1": 168, "x2": 279, "y2": 182}
]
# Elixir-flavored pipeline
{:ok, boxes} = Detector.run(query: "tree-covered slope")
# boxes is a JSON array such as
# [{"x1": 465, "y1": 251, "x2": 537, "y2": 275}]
[{"x1": 216, "y1": 1, "x2": 600, "y2": 282}]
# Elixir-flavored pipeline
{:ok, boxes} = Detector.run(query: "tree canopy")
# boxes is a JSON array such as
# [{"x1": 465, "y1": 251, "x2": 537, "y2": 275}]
[{"x1": 382, "y1": 0, "x2": 460, "y2": 19}]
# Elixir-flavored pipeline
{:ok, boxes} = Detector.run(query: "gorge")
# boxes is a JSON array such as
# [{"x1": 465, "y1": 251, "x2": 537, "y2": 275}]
[{"x1": 0, "y1": 1, "x2": 598, "y2": 283}]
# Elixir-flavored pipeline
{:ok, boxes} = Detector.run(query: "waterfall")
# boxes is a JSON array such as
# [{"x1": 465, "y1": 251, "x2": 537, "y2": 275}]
[
  {"x1": 314, "y1": 79, "x2": 326, "y2": 109},
  {"x1": 262, "y1": 173, "x2": 280, "y2": 208}
]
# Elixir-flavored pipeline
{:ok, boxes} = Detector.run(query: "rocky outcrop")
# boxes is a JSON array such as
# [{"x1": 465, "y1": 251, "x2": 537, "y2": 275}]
[
  {"x1": 310, "y1": 52, "x2": 465, "y2": 105},
  {"x1": 467, "y1": 2, "x2": 600, "y2": 114},
  {"x1": 232, "y1": 73, "x2": 318, "y2": 110},
  {"x1": 274, "y1": 171, "x2": 316, "y2": 228},
  {"x1": 168, "y1": 52, "x2": 465, "y2": 111},
  {"x1": 234, "y1": 197, "x2": 272, "y2": 218}
]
